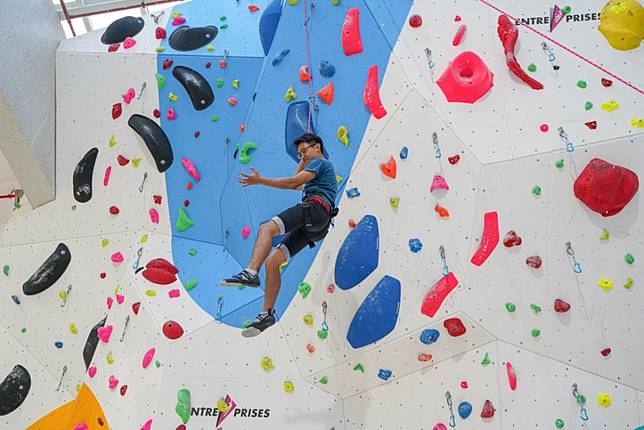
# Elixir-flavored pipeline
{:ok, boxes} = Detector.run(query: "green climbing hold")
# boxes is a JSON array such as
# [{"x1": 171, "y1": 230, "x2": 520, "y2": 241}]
[
  {"x1": 176, "y1": 207, "x2": 195, "y2": 232},
  {"x1": 155, "y1": 360, "x2": 161, "y2": 368},
  {"x1": 2, "y1": 265, "x2": 8, "y2": 276},
  {"x1": 353, "y1": 363, "x2": 365, "y2": 373},
  {"x1": 185, "y1": 279, "x2": 199, "y2": 291},
  {"x1": 175, "y1": 388, "x2": 191, "y2": 424},
  {"x1": 317, "y1": 328, "x2": 328, "y2": 339},
  {"x1": 20, "y1": 328, "x2": 26, "y2": 333},
  {"x1": 532, "y1": 185, "x2": 542, "y2": 196},
  {"x1": 625, "y1": 253, "x2": 634, "y2": 264},
  {"x1": 239, "y1": 142, "x2": 258, "y2": 164},
  {"x1": 531, "y1": 328, "x2": 541, "y2": 337},
  {"x1": 481, "y1": 352, "x2": 491, "y2": 365},
  {"x1": 562, "y1": 5, "x2": 571, "y2": 13},
  {"x1": 221, "y1": 23, "x2": 229, "y2": 29},
  {"x1": 584, "y1": 101, "x2": 593, "y2": 110},
  {"x1": 505, "y1": 302, "x2": 516, "y2": 312},
  {"x1": 319, "y1": 376, "x2": 328, "y2": 384},
  {"x1": 555, "y1": 418, "x2": 565, "y2": 428},
  {"x1": 555, "y1": 159, "x2": 564, "y2": 169},
  {"x1": 216, "y1": 78, "x2": 224, "y2": 88},
  {"x1": 242, "y1": 319, "x2": 251, "y2": 328},
  {"x1": 188, "y1": 248, "x2": 197, "y2": 256},
  {"x1": 298, "y1": 282, "x2": 311, "y2": 298},
  {"x1": 577, "y1": 80, "x2": 587, "y2": 89},
  {"x1": 155, "y1": 73, "x2": 166, "y2": 89},
  {"x1": 220, "y1": 15, "x2": 227, "y2": 21},
  {"x1": 211, "y1": 114, "x2": 220, "y2": 122},
  {"x1": 530, "y1": 303, "x2": 542, "y2": 314},
  {"x1": 527, "y1": 63, "x2": 537, "y2": 72}
]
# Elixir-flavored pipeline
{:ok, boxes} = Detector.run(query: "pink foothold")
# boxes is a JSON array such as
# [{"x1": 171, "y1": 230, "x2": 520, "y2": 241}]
[
  {"x1": 172, "y1": 16, "x2": 186, "y2": 25},
  {"x1": 149, "y1": 208, "x2": 160, "y2": 224},
  {"x1": 539, "y1": 123, "x2": 549, "y2": 132},
  {"x1": 430, "y1": 175, "x2": 449, "y2": 192},
  {"x1": 242, "y1": 225, "x2": 251, "y2": 238},
  {"x1": 88, "y1": 366, "x2": 97, "y2": 377},
  {"x1": 103, "y1": 166, "x2": 112, "y2": 187},
  {"x1": 106, "y1": 296, "x2": 114, "y2": 309},
  {"x1": 140, "y1": 418, "x2": 153, "y2": 430},
  {"x1": 454, "y1": 15, "x2": 462, "y2": 21},
  {"x1": 122, "y1": 88, "x2": 135, "y2": 104},
  {"x1": 506, "y1": 361, "x2": 517, "y2": 390},
  {"x1": 111, "y1": 252, "x2": 124, "y2": 263},
  {"x1": 74, "y1": 423, "x2": 88, "y2": 430},
  {"x1": 116, "y1": 294, "x2": 124, "y2": 304},
  {"x1": 97, "y1": 325, "x2": 113, "y2": 343},
  {"x1": 142, "y1": 347, "x2": 156, "y2": 368},
  {"x1": 460, "y1": 380, "x2": 469, "y2": 388},
  {"x1": 433, "y1": 424, "x2": 448, "y2": 430},
  {"x1": 180, "y1": 157, "x2": 201, "y2": 181},
  {"x1": 123, "y1": 37, "x2": 137, "y2": 49},
  {"x1": 452, "y1": 24, "x2": 467, "y2": 46},
  {"x1": 108, "y1": 374, "x2": 119, "y2": 389},
  {"x1": 167, "y1": 107, "x2": 177, "y2": 120},
  {"x1": 168, "y1": 289, "x2": 180, "y2": 298}
]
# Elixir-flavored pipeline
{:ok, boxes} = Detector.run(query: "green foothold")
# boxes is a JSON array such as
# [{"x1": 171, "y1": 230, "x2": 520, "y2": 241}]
[
  {"x1": 481, "y1": 352, "x2": 491, "y2": 365},
  {"x1": 298, "y1": 282, "x2": 311, "y2": 298},
  {"x1": 21, "y1": 328, "x2": 26, "y2": 333},
  {"x1": 625, "y1": 253, "x2": 634, "y2": 264},
  {"x1": 317, "y1": 328, "x2": 328, "y2": 339},
  {"x1": 562, "y1": 5, "x2": 571, "y2": 13},
  {"x1": 185, "y1": 279, "x2": 199, "y2": 291},
  {"x1": 155, "y1": 73, "x2": 166, "y2": 89},
  {"x1": 555, "y1": 159, "x2": 564, "y2": 169},
  {"x1": 527, "y1": 63, "x2": 537, "y2": 72},
  {"x1": 531, "y1": 328, "x2": 541, "y2": 337},
  {"x1": 176, "y1": 388, "x2": 191, "y2": 424},
  {"x1": 220, "y1": 15, "x2": 227, "y2": 21},
  {"x1": 505, "y1": 302, "x2": 516, "y2": 312},
  {"x1": 532, "y1": 185, "x2": 542, "y2": 196},
  {"x1": 220, "y1": 23, "x2": 229, "y2": 29},
  {"x1": 555, "y1": 418, "x2": 565, "y2": 428},
  {"x1": 155, "y1": 360, "x2": 161, "y2": 368},
  {"x1": 176, "y1": 207, "x2": 195, "y2": 232},
  {"x1": 239, "y1": 142, "x2": 258, "y2": 164},
  {"x1": 584, "y1": 101, "x2": 593, "y2": 110},
  {"x1": 353, "y1": 363, "x2": 365, "y2": 373},
  {"x1": 2, "y1": 265, "x2": 9, "y2": 276},
  {"x1": 577, "y1": 80, "x2": 587, "y2": 89},
  {"x1": 530, "y1": 303, "x2": 542, "y2": 314},
  {"x1": 216, "y1": 78, "x2": 224, "y2": 88},
  {"x1": 211, "y1": 114, "x2": 220, "y2": 122},
  {"x1": 242, "y1": 319, "x2": 251, "y2": 328},
  {"x1": 188, "y1": 248, "x2": 197, "y2": 256},
  {"x1": 319, "y1": 376, "x2": 328, "y2": 384}
]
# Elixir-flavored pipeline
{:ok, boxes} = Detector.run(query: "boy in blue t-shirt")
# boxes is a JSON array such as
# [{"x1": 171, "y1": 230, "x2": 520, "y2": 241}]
[{"x1": 220, "y1": 133, "x2": 338, "y2": 337}]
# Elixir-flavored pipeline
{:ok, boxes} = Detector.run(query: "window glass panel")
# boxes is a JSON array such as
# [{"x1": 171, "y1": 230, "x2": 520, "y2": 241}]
[
  {"x1": 60, "y1": 18, "x2": 87, "y2": 38},
  {"x1": 88, "y1": 8, "x2": 142, "y2": 31}
]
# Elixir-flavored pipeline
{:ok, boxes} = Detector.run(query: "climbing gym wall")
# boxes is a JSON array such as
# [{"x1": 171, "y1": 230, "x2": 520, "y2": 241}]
[{"x1": 0, "y1": 0, "x2": 642, "y2": 428}]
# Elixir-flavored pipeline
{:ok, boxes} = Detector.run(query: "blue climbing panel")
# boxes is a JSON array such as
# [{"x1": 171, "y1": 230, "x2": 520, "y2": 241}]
[
  {"x1": 346, "y1": 275, "x2": 401, "y2": 349},
  {"x1": 259, "y1": 0, "x2": 282, "y2": 56},
  {"x1": 334, "y1": 215, "x2": 379, "y2": 290}
]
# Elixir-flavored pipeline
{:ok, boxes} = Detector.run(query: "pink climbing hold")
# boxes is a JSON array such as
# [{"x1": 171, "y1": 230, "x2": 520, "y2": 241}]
[
  {"x1": 443, "y1": 317, "x2": 467, "y2": 337},
  {"x1": 108, "y1": 374, "x2": 119, "y2": 389},
  {"x1": 106, "y1": 296, "x2": 114, "y2": 309},
  {"x1": 364, "y1": 64, "x2": 387, "y2": 119},
  {"x1": 506, "y1": 361, "x2": 517, "y2": 390},
  {"x1": 437, "y1": 51, "x2": 494, "y2": 103},
  {"x1": 470, "y1": 211, "x2": 499, "y2": 266},
  {"x1": 421, "y1": 272, "x2": 459, "y2": 318},
  {"x1": 341, "y1": 8, "x2": 363, "y2": 56},
  {"x1": 142, "y1": 347, "x2": 156, "y2": 369},
  {"x1": 122, "y1": 88, "x2": 135, "y2": 104},
  {"x1": 103, "y1": 166, "x2": 112, "y2": 186},
  {"x1": 452, "y1": 24, "x2": 467, "y2": 46},
  {"x1": 87, "y1": 366, "x2": 97, "y2": 377},
  {"x1": 168, "y1": 289, "x2": 180, "y2": 298},
  {"x1": 74, "y1": 423, "x2": 88, "y2": 430},
  {"x1": 123, "y1": 37, "x2": 137, "y2": 49},
  {"x1": 166, "y1": 108, "x2": 177, "y2": 120},
  {"x1": 111, "y1": 252, "x2": 124, "y2": 263},
  {"x1": 460, "y1": 380, "x2": 469, "y2": 388},
  {"x1": 97, "y1": 325, "x2": 113, "y2": 343},
  {"x1": 172, "y1": 16, "x2": 186, "y2": 25},
  {"x1": 430, "y1": 175, "x2": 449, "y2": 192},
  {"x1": 539, "y1": 123, "x2": 549, "y2": 132},
  {"x1": 242, "y1": 225, "x2": 251, "y2": 238},
  {"x1": 116, "y1": 293, "x2": 124, "y2": 304},
  {"x1": 140, "y1": 418, "x2": 153, "y2": 430},
  {"x1": 433, "y1": 424, "x2": 447, "y2": 430},
  {"x1": 181, "y1": 157, "x2": 201, "y2": 181},
  {"x1": 149, "y1": 208, "x2": 160, "y2": 224},
  {"x1": 574, "y1": 158, "x2": 639, "y2": 217}
]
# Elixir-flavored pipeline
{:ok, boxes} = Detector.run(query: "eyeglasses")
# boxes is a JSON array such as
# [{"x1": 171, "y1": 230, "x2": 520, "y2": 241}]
[{"x1": 297, "y1": 143, "x2": 317, "y2": 159}]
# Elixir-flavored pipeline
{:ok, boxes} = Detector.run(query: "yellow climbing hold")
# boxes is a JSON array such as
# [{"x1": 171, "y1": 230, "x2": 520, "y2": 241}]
[
  {"x1": 168, "y1": 92, "x2": 179, "y2": 101},
  {"x1": 69, "y1": 323, "x2": 78, "y2": 334},
  {"x1": 140, "y1": 234, "x2": 148, "y2": 243},
  {"x1": 598, "y1": 278, "x2": 614, "y2": 291},
  {"x1": 108, "y1": 135, "x2": 117, "y2": 147},
  {"x1": 597, "y1": 393, "x2": 612, "y2": 407},
  {"x1": 106, "y1": 351, "x2": 115, "y2": 364},
  {"x1": 260, "y1": 357, "x2": 275, "y2": 372},
  {"x1": 59, "y1": 290, "x2": 68, "y2": 300},
  {"x1": 336, "y1": 175, "x2": 343, "y2": 184},
  {"x1": 232, "y1": 79, "x2": 240, "y2": 89},
  {"x1": 599, "y1": 228, "x2": 610, "y2": 240},
  {"x1": 145, "y1": 289, "x2": 157, "y2": 297},
  {"x1": 287, "y1": 0, "x2": 299, "y2": 4},
  {"x1": 598, "y1": 0, "x2": 644, "y2": 51},
  {"x1": 155, "y1": 46, "x2": 165, "y2": 53},
  {"x1": 303, "y1": 314, "x2": 314, "y2": 325},
  {"x1": 284, "y1": 85, "x2": 298, "y2": 102},
  {"x1": 101, "y1": 238, "x2": 109, "y2": 247},
  {"x1": 337, "y1": 125, "x2": 349, "y2": 146},
  {"x1": 172, "y1": 11, "x2": 183, "y2": 17},
  {"x1": 390, "y1": 196, "x2": 400, "y2": 209},
  {"x1": 207, "y1": 44, "x2": 215, "y2": 51},
  {"x1": 332, "y1": 0, "x2": 340, "y2": 4},
  {"x1": 283, "y1": 380, "x2": 295, "y2": 392},
  {"x1": 624, "y1": 276, "x2": 634, "y2": 289},
  {"x1": 630, "y1": 118, "x2": 644, "y2": 128},
  {"x1": 132, "y1": 158, "x2": 142, "y2": 167},
  {"x1": 600, "y1": 99, "x2": 619, "y2": 111},
  {"x1": 217, "y1": 398, "x2": 229, "y2": 412}
]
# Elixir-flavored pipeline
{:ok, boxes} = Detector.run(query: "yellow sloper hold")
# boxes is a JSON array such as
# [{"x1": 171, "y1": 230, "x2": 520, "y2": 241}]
[
  {"x1": 27, "y1": 383, "x2": 109, "y2": 430},
  {"x1": 598, "y1": 0, "x2": 644, "y2": 51}
]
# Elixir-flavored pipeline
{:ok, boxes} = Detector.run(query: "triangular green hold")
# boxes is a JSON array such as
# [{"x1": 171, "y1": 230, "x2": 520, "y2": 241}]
[
  {"x1": 177, "y1": 207, "x2": 194, "y2": 232},
  {"x1": 353, "y1": 363, "x2": 364, "y2": 373},
  {"x1": 155, "y1": 73, "x2": 166, "y2": 89},
  {"x1": 2, "y1": 265, "x2": 9, "y2": 276},
  {"x1": 188, "y1": 248, "x2": 197, "y2": 256},
  {"x1": 176, "y1": 388, "x2": 191, "y2": 424},
  {"x1": 216, "y1": 78, "x2": 224, "y2": 88},
  {"x1": 319, "y1": 376, "x2": 328, "y2": 384},
  {"x1": 185, "y1": 279, "x2": 199, "y2": 291},
  {"x1": 481, "y1": 352, "x2": 491, "y2": 365}
]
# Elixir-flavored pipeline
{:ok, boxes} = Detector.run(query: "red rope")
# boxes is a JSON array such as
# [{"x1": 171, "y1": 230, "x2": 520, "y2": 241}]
[
  {"x1": 477, "y1": 0, "x2": 644, "y2": 96},
  {"x1": 303, "y1": 0, "x2": 314, "y2": 132}
]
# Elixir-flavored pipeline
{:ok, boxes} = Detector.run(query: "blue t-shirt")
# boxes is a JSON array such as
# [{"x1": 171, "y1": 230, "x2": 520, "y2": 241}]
[{"x1": 303, "y1": 157, "x2": 337, "y2": 207}]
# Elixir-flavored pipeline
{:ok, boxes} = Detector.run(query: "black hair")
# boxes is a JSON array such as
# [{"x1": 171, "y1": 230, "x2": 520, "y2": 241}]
[{"x1": 294, "y1": 133, "x2": 324, "y2": 153}]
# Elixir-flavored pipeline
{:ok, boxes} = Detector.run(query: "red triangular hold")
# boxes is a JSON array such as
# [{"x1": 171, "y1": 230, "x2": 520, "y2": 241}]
[
  {"x1": 585, "y1": 121, "x2": 597, "y2": 129},
  {"x1": 132, "y1": 302, "x2": 141, "y2": 315}
]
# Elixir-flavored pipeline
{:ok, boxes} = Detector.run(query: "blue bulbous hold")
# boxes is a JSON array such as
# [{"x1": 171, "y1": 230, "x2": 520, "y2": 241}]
[
  {"x1": 458, "y1": 401, "x2": 472, "y2": 419},
  {"x1": 319, "y1": 60, "x2": 336, "y2": 77},
  {"x1": 420, "y1": 328, "x2": 440, "y2": 345},
  {"x1": 409, "y1": 238, "x2": 423, "y2": 253},
  {"x1": 400, "y1": 146, "x2": 408, "y2": 159}
]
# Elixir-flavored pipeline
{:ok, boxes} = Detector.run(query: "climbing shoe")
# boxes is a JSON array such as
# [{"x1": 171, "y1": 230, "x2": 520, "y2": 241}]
[
  {"x1": 242, "y1": 310, "x2": 276, "y2": 337},
  {"x1": 220, "y1": 270, "x2": 260, "y2": 288}
]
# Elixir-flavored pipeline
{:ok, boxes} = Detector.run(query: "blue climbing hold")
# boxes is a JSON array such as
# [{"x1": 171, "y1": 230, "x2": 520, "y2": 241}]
[
  {"x1": 258, "y1": 0, "x2": 282, "y2": 55},
  {"x1": 420, "y1": 328, "x2": 440, "y2": 345},
  {"x1": 271, "y1": 49, "x2": 290, "y2": 66},
  {"x1": 54, "y1": 341, "x2": 63, "y2": 349},
  {"x1": 346, "y1": 187, "x2": 360, "y2": 198},
  {"x1": 409, "y1": 238, "x2": 423, "y2": 253},
  {"x1": 319, "y1": 60, "x2": 336, "y2": 77},
  {"x1": 400, "y1": 146, "x2": 408, "y2": 159},
  {"x1": 11, "y1": 295, "x2": 20, "y2": 305},
  {"x1": 458, "y1": 401, "x2": 472, "y2": 419},
  {"x1": 346, "y1": 275, "x2": 401, "y2": 348},
  {"x1": 335, "y1": 215, "x2": 379, "y2": 290},
  {"x1": 378, "y1": 368, "x2": 392, "y2": 381}
]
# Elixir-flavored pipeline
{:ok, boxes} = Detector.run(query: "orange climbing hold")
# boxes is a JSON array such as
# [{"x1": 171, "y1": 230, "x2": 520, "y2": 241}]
[
  {"x1": 435, "y1": 204, "x2": 450, "y2": 218},
  {"x1": 379, "y1": 156, "x2": 397, "y2": 179},
  {"x1": 317, "y1": 82, "x2": 335, "y2": 104},
  {"x1": 27, "y1": 383, "x2": 110, "y2": 429},
  {"x1": 299, "y1": 65, "x2": 312, "y2": 82}
]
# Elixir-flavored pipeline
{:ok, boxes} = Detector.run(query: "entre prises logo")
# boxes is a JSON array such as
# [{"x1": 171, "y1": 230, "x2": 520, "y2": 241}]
[{"x1": 190, "y1": 395, "x2": 271, "y2": 426}]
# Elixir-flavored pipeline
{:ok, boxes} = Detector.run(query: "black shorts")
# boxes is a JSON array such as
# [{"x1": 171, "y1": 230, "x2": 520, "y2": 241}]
[{"x1": 271, "y1": 200, "x2": 331, "y2": 260}]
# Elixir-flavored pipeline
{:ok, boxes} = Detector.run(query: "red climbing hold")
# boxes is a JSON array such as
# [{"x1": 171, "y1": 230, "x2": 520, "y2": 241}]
[
  {"x1": 601, "y1": 78, "x2": 613, "y2": 87},
  {"x1": 364, "y1": 64, "x2": 387, "y2": 119},
  {"x1": 163, "y1": 59, "x2": 173, "y2": 70},
  {"x1": 112, "y1": 103, "x2": 122, "y2": 120},
  {"x1": 248, "y1": 4, "x2": 260, "y2": 12},
  {"x1": 228, "y1": 97, "x2": 238, "y2": 106},
  {"x1": 506, "y1": 362, "x2": 517, "y2": 390},
  {"x1": 317, "y1": 82, "x2": 335, "y2": 104},
  {"x1": 452, "y1": 24, "x2": 467, "y2": 46},
  {"x1": 153, "y1": 195, "x2": 162, "y2": 204},
  {"x1": 194, "y1": 131, "x2": 200, "y2": 138},
  {"x1": 601, "y1": 347, "x2": 612, "y2": 356},
  {"x1": 526, "y1": 255, "x2": 543, "y2": 269},
  {"x1": 153, "y1": 108, "x2": 161, "y2": 118},
  {"x1": 409, "y1": 14, "x2": 423, "y2": 28},
  {"x1": 443, "y1": 317, "x2": 467, "y2": 337},
  {"x1": 120, "y1": 385, "x2": 128, "y2": 396},
  {"x1": 219, "y1": 59, "x2": 228, "y2": 68},
  {"x1": 454, "y1": 15, "x2": 462, "y2": 22},
  {"x1": 184, "y1": 199, "x2": 190, "y2": 206},
  {"x1": 481, "y1": 400, "x2": 496, "y2": 418},
  {"x1": 448, "y1": 155, "x2": 460, "y2": 165},
  {"x1": 132, "y1": 302, "x2": 141, "y2": 315},
  {"x1": 109, "y1": 206, "x2": 120, "y2": 215},
  {"x1": 421, "y1": 272, "x2": 459, "y2": 318},
  {"x1": 379, "y1": 155, "x2": 397, "y2": 179},
  {"x1": 162, "y1": 320, "x2": 184, "y2": 340},
  {"x1": 155, "y1": 27, "x2": 166, "y2": 39},
  {"x1": 554, "y1": 298, "x2": 571, "y2": 313},
  {"x1": 497, "y1": 15, "x2": 544, "y2": 90},
  {"x1": 108, "y1": 43, "x2": 120, "y2": 52},
  {"x1": 503, "y1": 230, "x2": 522, "y2": 247},
  {"x1": 460, "y1": 380, "x2": 468, "y2": 388},
  {"x1": 117, "y1": 155, "x2": 130, "y2": 166},
  {"x1": 574, "y1": 158, "x2": 639, "y2": 217},
  {"x1": 341, "y1": 8, "x2": 364, "y2": 56},
  {"x1": 142, "y1": 258, "x2": 179, "y2": 285},
  {"x1": 205, "y1": 62, "x2": 211, "y2": 68},
  {"x1": 348, "y1": 218, "x2": 357, "y2": 228},
  {"x1": 176, "y1": 426, "x2": 186, "y2": 430},
  {"x1": 471, "y1": 211, "x2": 499, "y2": 266},
  {"x1": 437, "y1": 51, "x2": 494, "y2": 103},
  {"x1": 100, "y1": 272, "x2": 106, "y2": 279},
  {"x1": 585, "y1": 121, "x2": 597, "y2": 129}
]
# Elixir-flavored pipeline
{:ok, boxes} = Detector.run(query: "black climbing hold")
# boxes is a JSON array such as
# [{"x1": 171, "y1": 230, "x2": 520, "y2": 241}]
[
  {"x1": 100, "y1": 16, "x2": 145, "y2": 44},
  {"x1": 73, "y1": 147, "x2": 99, "y2": 203},
  {"x1": 168, "y1": 25, "x2": 218, "y2": 51},
  {"x1": 172, "y1": 66, "x2": 214, "y2": 111},
  {"x1": 128, "y1": 114, "x2": 174, "y2": 173},
  {"x1": 83, "y1": 316, "x2": 107, "y2": 369},
  {"x1": 22, "y1": 243, "x2": 71, "y2": 296},
  {"x1": 0, "y1": 365, "x2": 31, "y2": 416}
]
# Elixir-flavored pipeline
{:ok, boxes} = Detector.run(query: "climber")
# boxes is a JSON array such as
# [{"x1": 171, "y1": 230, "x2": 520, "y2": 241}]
[{"x1": 220, "y1": 133, "x2": 339, "y2": 337}]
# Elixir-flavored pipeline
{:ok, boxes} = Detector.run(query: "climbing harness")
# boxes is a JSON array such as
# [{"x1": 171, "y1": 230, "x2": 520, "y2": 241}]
[
  {"x1": 558, "y1": 127, "x2": 575, "y2": 152},
  {"x1": 119, "y1": 315, "x2": 130, "y2": 342},
  {"x1": 572, "y1": 383, "x2": 589, "y2": 421},
  {"x1": 445, "y1": 390, "x2": 456, "y2": 427},
  {"x1": 565, "y1": 241, "x2": 582, "y2": 273}
]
